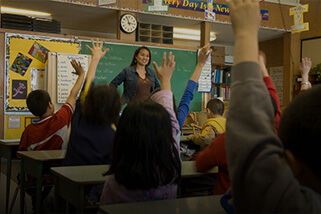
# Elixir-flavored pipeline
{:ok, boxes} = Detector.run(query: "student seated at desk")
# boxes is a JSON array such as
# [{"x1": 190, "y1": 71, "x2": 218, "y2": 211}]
[
  {"x1": 226, "y1": 0, "x2": 321, "y2": 212},
  {"x1": 195, "y1": 50, "x2": 281, "y2": 196},
  {"x1": 18, "y1": 52, "x2": 85, "y2": 212},
  {"x1": 63, "y1": 40, "x2": 120, "y2": 167},
  {"x1": 187, "y1": 99, "x2": 226, "y2": 151},
  {"x1": 18, "y1": 68, "x2": 85, "y2": 151},
  {"x1": 100, "y1": 52, "x2": 181, "y2": 205}
]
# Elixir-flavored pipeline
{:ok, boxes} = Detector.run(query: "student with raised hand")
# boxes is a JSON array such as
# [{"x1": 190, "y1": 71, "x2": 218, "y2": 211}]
[
  {"x1": 300, "y1": 57, "x2": 312, "y2": 91},
  {"x1": 18, "y1": 44, "x2": 85, "y2": 212},
  {"x1": 100, "y1": 52, "x2": 181, "y2": 205},
  {"x1": 19, "y1": 54, "x2": 85, "y2": 151},
  {"x1": 64, "y1": 39, "x2": 121, "y2": 167},
  {"x1": 226, "y1": 0, "x2": 321, "y2": 213},
  {"x1": 259, "y1": 51, "x2": 282, "y2": 134},
  {"x1": 177, "y1": 43, "x2": 212, "y2": 130}
]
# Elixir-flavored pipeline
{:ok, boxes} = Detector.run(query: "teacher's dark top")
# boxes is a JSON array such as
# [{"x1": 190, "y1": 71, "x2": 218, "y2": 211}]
[{"x1": 110, "y1": 65, "x2": 160, "y2": 104}]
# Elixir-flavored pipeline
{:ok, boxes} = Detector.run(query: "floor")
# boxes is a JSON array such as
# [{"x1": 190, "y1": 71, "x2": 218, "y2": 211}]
[{"x1": 0, "y1": 160, "x2": 33, "y2": 214}]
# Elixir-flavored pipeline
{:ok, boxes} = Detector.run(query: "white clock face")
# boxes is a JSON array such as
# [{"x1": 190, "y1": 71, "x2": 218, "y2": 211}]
[{"x1": 120, "y1": 14, "x2": 137, "y2": 34}]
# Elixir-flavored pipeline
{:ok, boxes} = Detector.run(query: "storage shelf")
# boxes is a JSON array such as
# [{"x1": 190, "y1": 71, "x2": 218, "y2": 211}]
[{"x1": 136, "y1": 22, "x2": 173, "y2": 45}]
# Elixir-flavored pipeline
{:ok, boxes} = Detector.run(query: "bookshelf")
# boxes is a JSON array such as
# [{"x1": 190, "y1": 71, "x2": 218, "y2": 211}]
[{"x1": 211, "y1": 65, "x2": 232, "y2": 101}]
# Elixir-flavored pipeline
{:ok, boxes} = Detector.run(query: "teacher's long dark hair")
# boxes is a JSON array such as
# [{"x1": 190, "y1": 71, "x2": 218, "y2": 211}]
[
  {"x1": 130, "y1": 46, "x2": 152, "y2": 66},
  {"x1": 105, "y1": 99, "x2": 181, "y2": 190}
]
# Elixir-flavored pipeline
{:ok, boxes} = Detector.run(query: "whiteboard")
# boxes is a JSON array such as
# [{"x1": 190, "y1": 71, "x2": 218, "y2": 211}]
[{"x1": 56, "y1": 53, "x2": 90, "y2": 103}]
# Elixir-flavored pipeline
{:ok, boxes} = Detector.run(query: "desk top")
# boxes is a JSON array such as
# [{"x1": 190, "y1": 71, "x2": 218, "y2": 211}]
[
  {"x1": 0, "y1": 139, "x2": 20, "y2": 146},
  {"x1": 17, "y1": 150, "x2": 66, "y2": 161},
  {"x1": 51, "y1": 164, "x2": 109, "y2": 185},
  {"x1": 99, "y1": 195, "x2": 226, "y2": 214},
  {"x1": 181, "y1": 161, "x2": 218, "y2": 178},
  {"x1": 50, "y1": 161, "x2": 217, "y2": 185}
]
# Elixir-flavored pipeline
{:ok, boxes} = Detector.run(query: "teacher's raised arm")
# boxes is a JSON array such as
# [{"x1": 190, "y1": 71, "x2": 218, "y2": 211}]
[{"x1": 110, "y1": 46, "x2": 160, "y2": 104}]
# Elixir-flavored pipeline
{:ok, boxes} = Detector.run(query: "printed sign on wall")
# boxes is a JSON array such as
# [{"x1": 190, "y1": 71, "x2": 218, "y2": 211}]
[{"x1": 290, "y1": 4, "x2": 309, "y2": 33}]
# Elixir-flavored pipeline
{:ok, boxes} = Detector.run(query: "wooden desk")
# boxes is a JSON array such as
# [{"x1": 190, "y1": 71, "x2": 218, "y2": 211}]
[
  {"x1": 99, "y1": 195, "x2": 226, "y2": 214},
  {"x1": 0, "y1": 139, "x2": 20, "y2": 214},
  {"x1": 17, "y1": 150, "x2": 66, "y2": 214},
  {"x1": 50, "y1": 161, "x2": 217, "y2": 213}
]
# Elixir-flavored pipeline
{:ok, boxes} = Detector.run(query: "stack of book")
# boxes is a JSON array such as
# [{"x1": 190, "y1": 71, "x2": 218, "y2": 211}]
[
  {"x1": 1, "y1": 14, "x2": 33, "y2": 31},
  {"x1": 1, "y1": 14, "x2": 61, "y2": 34},
  {"x1": 32, "y1": 19, "x2": 61, "y2": 34}
]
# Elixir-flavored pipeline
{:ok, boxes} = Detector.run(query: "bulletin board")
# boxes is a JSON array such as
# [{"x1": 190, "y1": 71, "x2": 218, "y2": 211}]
[
  {"x1": 5, "y1": 33, "x2": 80, "y2": 111},
  {"x1": 5, "y1": 33, "x2": 80, "y2": 139}
]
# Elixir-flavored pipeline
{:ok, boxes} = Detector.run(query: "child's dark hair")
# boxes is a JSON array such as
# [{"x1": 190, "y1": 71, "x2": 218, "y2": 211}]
[
  {"x1": 130, "y1": 46, "x2": 151, "y2": 66},
  {"x1": 82, "y1": 85, "x2": 121, "y2": 125},
  {"x1": 106, "y1": 99, "x2": 181, "y2": 190},
  {"x1": 26, "y1": 90, "x2": 51, "y2": 117},
  {"x1": 206, "y1": 98, "x2": 224, "y2": 116},
  {"x1": 279, "y1": 85, "x2": 321, "y2": 181}
]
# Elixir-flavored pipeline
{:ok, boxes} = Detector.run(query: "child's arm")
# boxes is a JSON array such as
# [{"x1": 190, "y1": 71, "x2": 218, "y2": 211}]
[
  {"x1": 177, "y1": 44, "x2": 212, "y2": 130},
  {"x1": 85, "y1": 39, "x2": 109, "y2": 82},
  {"x1": 151, "y1": 52, "x2": 180, "y2": 151},
  {"x1": 259, "y1": 51, "x2": 282, "y2": 134},
  {"x1": 66, "y1": 61, "x2": 85, "y2": 108},
  {"x1": 226, "y1": 0, "x2": 308, "y2": 212},
  {"x1": 299, "y1": 57, "x2": 312, "y2": 91}
]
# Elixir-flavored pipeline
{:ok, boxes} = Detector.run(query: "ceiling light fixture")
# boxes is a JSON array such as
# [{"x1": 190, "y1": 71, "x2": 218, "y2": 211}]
[
  {"x1": 173, "y1": 27, "x2": 216, "y2": 41},
  {"x1": 1, "y1": 6, "x2": 51, "y2": 17}
]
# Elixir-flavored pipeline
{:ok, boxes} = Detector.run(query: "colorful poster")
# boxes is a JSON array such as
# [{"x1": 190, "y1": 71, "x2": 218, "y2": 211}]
[
  {"x1": 10, "y1": 52, "x2": 33, "y2": 76},
  {"x1": 12, "y1": 80, "x2": 27, "y2": 99},
  {"x1": 30, "y1": 68, "x2": 45, "y2": 91},
  {"x1": 205, "y1": 0, "x2": 216, "y2": 21},
  {"x1": 28, "y1": 42, "x2": 50, "y2": 63}
]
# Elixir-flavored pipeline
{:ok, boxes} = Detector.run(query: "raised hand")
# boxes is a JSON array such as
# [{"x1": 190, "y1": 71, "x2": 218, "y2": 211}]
[
  {"x1": 300, "y1": 57, "x2": 312, "y2": 90},
  {"x1": 227, "y1": 0, "x2": 260, "y2": 37},
  {"x1": 86, "y1": 39, "x2": 109, "y2": 60},
  {"x1": 300, "y1": 57, "x2": 312, "y2": 76},
  {"x1": 198, "y1": 43, "x2": 211, "y2": 67},
  {"x1": 152, "y1": 51, "x2": 176, "y2": 90},
  {"x1": 70, "y1": 59, "x2": 85, "y2": 76}
]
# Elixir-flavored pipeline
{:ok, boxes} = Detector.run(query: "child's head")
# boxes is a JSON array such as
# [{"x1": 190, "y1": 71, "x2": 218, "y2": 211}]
[
  {"x1": 206, "y1": 98, "x2": 224, "y2": 118},
  {"x1": 82, "y1": 85, "x2": 121, "y2": 125},
  {"x1": 279, "y1": 85, "x2": 321, "y2": 182},
  {"x1": 26, "y1": 90, "x2": 53, "y2": 117},
  {"x1": 107, "y1": 99, "x2": 181, "y2": 190}
]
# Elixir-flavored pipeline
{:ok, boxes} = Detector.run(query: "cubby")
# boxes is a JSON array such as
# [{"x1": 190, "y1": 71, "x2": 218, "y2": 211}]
[{"x1": 136, "y1": 23, "x2": 173, "y2": 45}]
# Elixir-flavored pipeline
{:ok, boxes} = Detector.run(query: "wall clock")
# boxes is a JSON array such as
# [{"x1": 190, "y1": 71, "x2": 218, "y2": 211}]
[{"x1": 120, "y1": 13, "x2": 137, "y2": 34}]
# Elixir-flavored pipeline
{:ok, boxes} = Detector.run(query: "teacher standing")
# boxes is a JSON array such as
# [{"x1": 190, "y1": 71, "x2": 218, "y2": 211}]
[{"x1": 110, "y1": 46, "x2": 160, "y2": 104}]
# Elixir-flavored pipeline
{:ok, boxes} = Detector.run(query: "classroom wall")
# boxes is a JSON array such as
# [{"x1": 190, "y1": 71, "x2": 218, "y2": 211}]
[
  {"x1": 77, "y1": 0, "x2": 293, "y2": 30},
  {"x1": 300, "y1": 0, "x2": 321, "y2": 40},
  {"x1": 259, "y1": 37, "x2": 284, "y2": 67}
]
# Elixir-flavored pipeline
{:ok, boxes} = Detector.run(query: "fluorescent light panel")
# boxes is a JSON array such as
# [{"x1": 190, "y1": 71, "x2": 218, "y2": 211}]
[
  {"x1": 173, "y1": 28, "x2": 216, "y2": 41},
  {"x1": 1, "y1": 6, "x2": 51, "y2": 17}
]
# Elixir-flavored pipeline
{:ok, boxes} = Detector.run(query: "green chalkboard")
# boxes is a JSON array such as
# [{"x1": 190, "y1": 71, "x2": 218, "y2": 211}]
[{"x1": 81, "y1": 41, "x2": 201, "y2": 111}]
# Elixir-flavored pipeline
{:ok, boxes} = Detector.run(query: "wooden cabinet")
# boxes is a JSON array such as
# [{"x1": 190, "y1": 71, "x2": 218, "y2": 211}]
[{"x1": 136, "y1": 23, "x2": 173, "y2": 44}]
